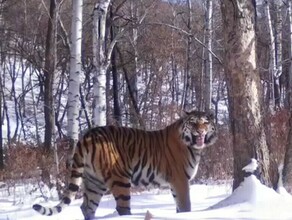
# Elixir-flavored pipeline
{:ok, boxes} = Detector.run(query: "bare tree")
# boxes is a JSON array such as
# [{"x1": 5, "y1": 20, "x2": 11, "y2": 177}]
[
  {"x1": 282, "y1": 0, "x2": 292, "y2": 193},
  {"x1": 43, "y1": 0, "x2": 57, "y2": 151},
  {"x1": 204, "y1": 0, "x2": 213, "y2": 111},
  {"x1": 67, "y1": 0, "x2": 83, "y2": 155},
  {"x1": 92, "y1": 0, "x2": 111, "y2": 126},
  {"x1": 220, "y1": 0, "x2": 272, "y2": 189}
]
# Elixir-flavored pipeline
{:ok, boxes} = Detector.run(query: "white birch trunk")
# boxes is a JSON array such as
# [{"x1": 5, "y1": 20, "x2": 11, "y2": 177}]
[
  {"x1": 92, "y1": 1, "x2": 111, "y2": 126},
  {"x1": 129, "y1": 0, "x2": 139, "y2": 127},
  {"x1": 274, "y1": 0, "x2": 283, "y2": 108},
  {"x1": 205, "y1": 0, "x2": 213, "y2": 111},
  {"x1": 264, "y1": 0, "x2": 276, "y2": 106},
  {"x1": 265, "y1": 0, "x2": 282, "y2": 108},
  {"x1": 67, "y1": 0, "x2": 83, "y2": 142}
]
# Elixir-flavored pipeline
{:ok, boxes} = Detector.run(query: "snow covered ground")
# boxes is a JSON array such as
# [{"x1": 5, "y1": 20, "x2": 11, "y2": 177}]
[{"x1": 1, "y1": 175, "x2": 292, "y2": 220}]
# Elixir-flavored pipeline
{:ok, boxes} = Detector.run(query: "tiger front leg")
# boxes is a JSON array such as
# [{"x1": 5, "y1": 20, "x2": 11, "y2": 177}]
[
  {"x1": 110, "y1": 178, "x2": 132, "y2": 215},
  {"x1": 170, "y1": 180, "x2": 191, "y2": 213}
]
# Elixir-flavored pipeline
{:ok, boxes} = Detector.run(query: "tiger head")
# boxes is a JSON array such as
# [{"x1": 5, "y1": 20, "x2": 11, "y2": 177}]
[{"x1": 180, "y1": 110, "x2": 217, "y2": 150}]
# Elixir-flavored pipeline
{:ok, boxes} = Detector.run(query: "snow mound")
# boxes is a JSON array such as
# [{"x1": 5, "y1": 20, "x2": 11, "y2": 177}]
[{"x1": 208, "y1": 174, "x2": 292, "y2": 219}]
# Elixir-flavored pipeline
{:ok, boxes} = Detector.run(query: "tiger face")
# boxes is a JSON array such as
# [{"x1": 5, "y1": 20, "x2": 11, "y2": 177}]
[{"x1": 181, "y1": 110, "x2": 216, "y2": 150}]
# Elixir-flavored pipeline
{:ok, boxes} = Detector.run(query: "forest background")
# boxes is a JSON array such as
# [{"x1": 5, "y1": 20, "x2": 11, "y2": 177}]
[{"x1": 0, "y1": 0, "x2": 291, "y2": 195}]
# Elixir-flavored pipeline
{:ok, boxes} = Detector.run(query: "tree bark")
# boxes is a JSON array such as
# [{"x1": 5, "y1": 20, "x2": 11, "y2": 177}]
[
  {"x1": 110, "y1": 7, "x2": 121, "y2": 126},
  {"x1": 274, "y1": 0, "x2": 283, "y2": 109},
  {"x1": 0, "y1": 0, "x2": 4, "y2": 169},
  {"x1": 282, "y1": 0, "x2": 292, "y2": 193},
  {"x1": 44, "y1": 0, "x2": 57, "y2": 151},
  {"x1": 221, "y1": 0, "x2": 272, "y2": 189},
  {"x1": 204, "y1": 0, "x2": 213, "y2": 111},
  {"x1": 129, "y1": 0, "x2": 139, "y2": 127},
  {"x1": 67, "y1": 0, "x2": 83, "y2": 154},
  {"x1": 92, "y1": 1, "x2": 111, "y2": 126}
]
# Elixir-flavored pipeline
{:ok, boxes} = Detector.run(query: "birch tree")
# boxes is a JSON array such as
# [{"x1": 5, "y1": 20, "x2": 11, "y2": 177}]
[
  {"x1": 92, "y1": 0, "x2": 111, "y2": 126},
  {"x1": 264, "y1": 0, "x2": 276, "y2": 108},
  {"x1": 220, "y1": 0, "x2": 272, "y2": 189},
  {"x1": 264, "y1": 0, "x2": 283, "y2": 109},
  {"x1": 274, "y1": 0, "x2": 283, "y2": 109},
  {"x1": 204, "y1": 0, "x2": 213, "y2": 111},
  {"x1": 128, "y1": 0, "x2": 139, "y2": 127},
  {"x1": 67, "y1": 0, "x2": 83, "y2": 153},
  {"x1": 0, "y1": 0, "x2": 4, "y2": 169}
]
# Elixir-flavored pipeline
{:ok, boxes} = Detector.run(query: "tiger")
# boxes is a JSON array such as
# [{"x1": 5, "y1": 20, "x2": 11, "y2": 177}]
[{"x1": 33, "y1": 110, "x2": 217, "y2": 220}]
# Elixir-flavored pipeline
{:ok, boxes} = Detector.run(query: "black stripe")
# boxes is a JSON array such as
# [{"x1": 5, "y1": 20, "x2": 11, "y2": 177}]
[
  {"x1": 91, "y1": 134, "x2": 97, "y2": 172},
  {"x1": 184, "y1": 169, "x2": 191, "y2": 180},
  {"x1": 77, "y1": 141, "x2": 83, "y2": 158},
  {"x1": 56, "y1": 206, "x2": 62, "y2": 213},
  {"x1": 32, "y1": 204, "x2": 42, "y2": 211},
  {"x1": 115, "y1": 195, "x2": 131, "y2": 201},
  {"x1": 141, "y1": 179, "x2": 149, "y2": 186},
  {"x1": 133, "y1": 161, "x2": 141, "y2": 174},
  {"x1": 68, "y1": 183, "x2": 79, "y2": 192},
  {"x1": 133, "y1": 171, "x2": 142, "y2": 185},
  {"x1": 188, "y1": 159, "x2": 194, "y2": 169},
  {"x1": 48, "y1": 208, "x2": 53, "y2": 216},
  {"x1": 141, "y1": 153, "x2": 147, "y2": 167},
  {"x1": 90, "y1": 199, "x2": 99, "y2": 207},
  {"x1": 117, "y1": 206, "x2": 131, "y2": 210},
  {"x1": 85, "y1": 186, "x2": 104, "y2": 195},
  {"x1": 187, "y1": 147, "x2": 195, "y2": 160},
  {"x1": 71, "y1": 170, "x2": 82, "y2": 178},
  {"x1": 112, "y1": 181, "x2": 131, "y2": 188},
  {"x1": 149, "y1": 172, "x2": 155, "y2": 182},
  {"x1": 63, "y1": 197, "x2": 71, "y2": 205},
  {"x1": 73, "y1": 155, "x2": 84, "y2": 168},
  {"x1": 41, "y1": 207, "x2": 46, "y2": 215},
  {"x1": 146, "y1": 165, "x2": 152, "y2": 177},
  {"x1": 85, "y1": 173, "x2": 104, "y2": 186}
]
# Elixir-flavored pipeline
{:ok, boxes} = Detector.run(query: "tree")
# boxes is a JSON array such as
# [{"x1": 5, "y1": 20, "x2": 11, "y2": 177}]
[
  {"x1": 67, "y1": 0, "x2": 83, "y2": 156},
  {"x1": 204, "y1": 0, "x2": 213, "y2": 111},
  {"x1": 0, "y1": 0, "x2": 5, "y2": 169},
  {"x1": 92, "y1": 0, "x2": 111, "y2": 126},
  {"x1": 43, "y1": 0, "x2": 57, "y2": 151},
  {"x1": 220, "y1": 0, "x2": 272, "y2": 189},
  {"x1": 282, "y1": 0, "x2": 292, "y2": 193}
]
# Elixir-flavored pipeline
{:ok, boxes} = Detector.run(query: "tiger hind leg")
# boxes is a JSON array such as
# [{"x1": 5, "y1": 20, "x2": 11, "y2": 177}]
[
  {"x1": 81, "y1": 181, "x2": 107, "y2": 220},
  {"x1": 110, "y1": 178, "x2": 132, "y2": 215}
]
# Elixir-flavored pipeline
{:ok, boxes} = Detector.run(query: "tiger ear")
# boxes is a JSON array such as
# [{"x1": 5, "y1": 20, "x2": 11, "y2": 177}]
[
  {"x1": 207, "y1": 111, "x2": 215, "y2": 120},
  {"x1": 180, "y1": 110, "x2": 190, "y2": 117}
]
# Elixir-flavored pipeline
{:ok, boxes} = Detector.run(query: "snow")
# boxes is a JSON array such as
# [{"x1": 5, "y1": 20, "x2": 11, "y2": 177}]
[
  {"x1": 1, "y1": 175, "x2": 292, "y2": 220},
  {"x1": 242, "y1": 158, "x2": 258, "y2": 174}
]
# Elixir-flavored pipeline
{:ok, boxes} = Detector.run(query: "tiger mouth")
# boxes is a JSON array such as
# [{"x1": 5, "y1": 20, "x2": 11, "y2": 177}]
[{"x1": 194, "y1": 134, "x2": 205, "y2": 147}]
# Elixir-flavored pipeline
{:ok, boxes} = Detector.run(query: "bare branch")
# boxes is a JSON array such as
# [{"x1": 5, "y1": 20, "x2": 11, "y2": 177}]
[{"x1": 150, "y1": 22, "x2": 223, "y2": 65}]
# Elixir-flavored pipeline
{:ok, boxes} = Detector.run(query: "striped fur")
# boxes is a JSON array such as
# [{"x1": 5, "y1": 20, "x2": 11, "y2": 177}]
[{"x1": 33, "y1": 110, "x2": 217, "y2": 220}]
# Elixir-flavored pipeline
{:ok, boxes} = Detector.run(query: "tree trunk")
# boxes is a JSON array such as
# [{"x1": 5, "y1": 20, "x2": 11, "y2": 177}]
[
  {"x1": 282, "y1": 0, "x2": 292, "y2": 193},
  {"x1": 110, "y1": 7, "x2": 121, "y2": 126},
  {"x1": 44, "y1": 0, "x2": 57, "y2": 151},
  {"x1": 129, "y1": 0, "x2": 139, "y2": 127},
  {"x1": 0, "y1": 0, "x2": 4, "y2": 169},
  {"x1": 92, "y1": 1, "x2": 111, "y2": 126},
  {"x1": 204, "y1": 0, "x2": 213, "y2": 111},
  {"x1": 274, "y1": 0, "x2": 283, "y2": 109},
  {"x1": 0, "y1": 65, "x2": 3, "y2": 169},
  {"x1": 67, "y1": 0, "x2": 83, "y2": 154},
  {"x1": 221, "y1": 0, "x2": 272, "y2": 189}
]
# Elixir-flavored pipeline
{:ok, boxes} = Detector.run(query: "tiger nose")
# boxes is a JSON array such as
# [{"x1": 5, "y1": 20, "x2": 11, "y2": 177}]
[{"x1": 197, "y1": 129, "x2": 204, "y2": 135}]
